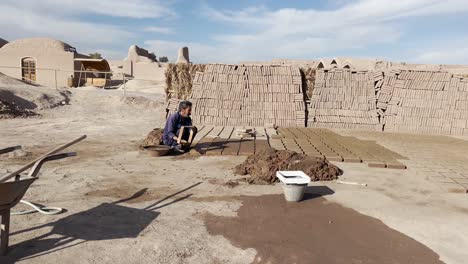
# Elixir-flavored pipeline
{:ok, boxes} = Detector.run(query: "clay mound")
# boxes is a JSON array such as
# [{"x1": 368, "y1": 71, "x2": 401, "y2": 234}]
[
  {"x1": 235, "y1": 148, "x2": 342, "y2": 184},
  {"x1": 0, "y1": 72, "x2": 69, "y2": 112},
  {"x1": 143, "y1": 128, "x2": 164, "y2": 147},
  {"x1": 0, "y1": 99, "x2": 37, "y2": 118}
]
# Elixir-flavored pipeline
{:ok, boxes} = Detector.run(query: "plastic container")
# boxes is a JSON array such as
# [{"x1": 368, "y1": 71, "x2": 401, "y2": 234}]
[
  {"x1": 282, "y1": 183, "x2": 308, "y2": 202},
  {"x1": 276, "y1": 171, "x2": 311, "y2": 202}
]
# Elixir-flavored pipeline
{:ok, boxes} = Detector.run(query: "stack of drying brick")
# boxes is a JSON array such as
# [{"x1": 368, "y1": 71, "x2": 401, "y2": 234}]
[
  {"x1": 160, "y1": 98, "x2": 180, "y2": 120},
  {"x1": 308, "y1": 69, "x2": 380, "y2": 130},
  {"x1": 190, "y1": 64, "x2": 306, "y2": 127},
  {"x1": 378, "y1": 70, "x2": 468, "y2": 136}
]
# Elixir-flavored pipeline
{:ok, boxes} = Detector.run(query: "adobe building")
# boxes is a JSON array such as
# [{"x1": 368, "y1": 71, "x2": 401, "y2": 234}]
[{"x1": 0, "y1": 38, "x2": 110, "y2": 87}]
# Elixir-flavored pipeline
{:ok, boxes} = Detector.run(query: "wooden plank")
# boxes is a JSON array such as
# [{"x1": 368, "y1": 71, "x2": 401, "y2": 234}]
[
  {"x1": 206, "y1": 127, "x2": 234, "y2": 156},
  {"x1": 193, "y1": 126, "x2": 222, "y2": 154},
  {"x1": 192, "y1": 125, "x2": 212, "y2": 146}
]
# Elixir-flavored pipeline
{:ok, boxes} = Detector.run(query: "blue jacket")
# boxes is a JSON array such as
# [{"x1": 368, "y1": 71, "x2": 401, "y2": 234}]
[{"x1": 162, "y1": 112, "x2": 192, "y2": 143}]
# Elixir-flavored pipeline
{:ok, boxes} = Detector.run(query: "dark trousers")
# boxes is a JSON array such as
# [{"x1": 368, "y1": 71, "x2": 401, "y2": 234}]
[{"x1": 163, "y1": 127, "x2": 198, "y2": 148}]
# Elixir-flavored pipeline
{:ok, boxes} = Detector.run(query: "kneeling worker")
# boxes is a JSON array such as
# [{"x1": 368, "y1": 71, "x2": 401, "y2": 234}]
[{"x1": 162, "y1": 100, "x2": 197, "y2": 153}]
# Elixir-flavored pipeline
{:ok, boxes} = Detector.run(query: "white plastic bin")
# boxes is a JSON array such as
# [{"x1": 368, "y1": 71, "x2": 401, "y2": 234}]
[{"x1": 276, "y1": 171, "x2": 311, "y2": 202}]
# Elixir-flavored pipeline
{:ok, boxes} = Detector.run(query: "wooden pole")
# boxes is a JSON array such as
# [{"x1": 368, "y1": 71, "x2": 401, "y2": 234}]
[
  {"x1": 54, "y1": 69, "x2": 58, "y2": 89},
  {"x1": 0, "y1": 135, "x2": 87, "y2": 183},
  {"x1": 122, "y1": 74, "x2": 126, "y2": 97}
]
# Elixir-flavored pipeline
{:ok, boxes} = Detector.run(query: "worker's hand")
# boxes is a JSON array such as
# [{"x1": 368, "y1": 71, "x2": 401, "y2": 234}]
[{"x1": 173, "y1": 136, "x2": 179, "y2": 141}]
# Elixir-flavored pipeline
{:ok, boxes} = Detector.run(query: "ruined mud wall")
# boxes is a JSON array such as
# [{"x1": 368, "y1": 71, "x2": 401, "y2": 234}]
[
  {"x1": 309, "y1": 69, "x2": 468, "y2": 136},
  {"x1": 190, "y1": 64, "x2": 306, "y2": 127}
]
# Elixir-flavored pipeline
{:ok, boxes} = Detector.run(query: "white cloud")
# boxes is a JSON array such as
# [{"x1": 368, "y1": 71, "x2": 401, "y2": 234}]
[
  {"x1": 0, "y1": 5, "x2": 132, "y2": 48},
  {"x1": 0, "y1": 0, "x2": 176, "y2": 59},
  {"x1": 175, "y1": 0, "x2": 468, "y2": 63},
  {"x1": 414, "y1": 37, "x2": 468, "y2": 64},
  {"x1": 144, "y1": 26, "x2": 174, "y2": 34},
  {"x1": 2, "y1": 0, "x2": 175, "y2": 19}
]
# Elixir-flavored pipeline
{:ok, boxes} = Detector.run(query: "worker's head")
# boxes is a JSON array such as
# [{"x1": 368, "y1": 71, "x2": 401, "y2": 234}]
[{"x1": 178, "y1": 101, "x2": 192, "y2": 117}]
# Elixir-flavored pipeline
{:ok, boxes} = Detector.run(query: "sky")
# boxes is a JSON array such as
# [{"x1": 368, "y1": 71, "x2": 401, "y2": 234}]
[{"x1": 1, "y1": 0, "x2": 468, "y2": 64}]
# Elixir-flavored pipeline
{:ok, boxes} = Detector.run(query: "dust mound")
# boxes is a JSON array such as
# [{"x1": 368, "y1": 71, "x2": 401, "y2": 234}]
[
  {"x1": 0, "y1": 99, "x2": 37, "y2": 118},
  {"x1": 121, "y1": 95, "x2": 164, "y2": 109},
  {"x1": 0, "y1": 72, "x2": 69, "y2": 117},
  {"x1": 235, "y1": 148, "x2": 342, "y2": 184},
  {"x1": 143, "y1": 128, "x2": 164, "y2": 146}
]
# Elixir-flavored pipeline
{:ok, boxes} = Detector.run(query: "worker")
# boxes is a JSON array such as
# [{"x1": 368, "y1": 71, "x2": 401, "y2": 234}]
[{"x1": 162, "y1": 100, "x2": 197, "y2": 153}]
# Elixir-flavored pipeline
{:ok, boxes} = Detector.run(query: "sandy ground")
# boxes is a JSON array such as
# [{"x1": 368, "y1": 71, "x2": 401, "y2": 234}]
[{"x1": 1, "y1": 87, "x2": 468, "y2": 263}]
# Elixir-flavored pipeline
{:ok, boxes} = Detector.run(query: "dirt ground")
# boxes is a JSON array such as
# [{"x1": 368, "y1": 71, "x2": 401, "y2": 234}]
[{"x1": 1, "y1": 87, "x2": 468, "y2": 263}]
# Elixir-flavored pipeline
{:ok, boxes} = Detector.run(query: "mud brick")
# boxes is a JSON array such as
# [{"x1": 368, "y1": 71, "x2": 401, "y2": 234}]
[
  {"x1": 365, "y1": 160, "x2": 386, "y2": 168},
  {"x1": 238, "y1": 138, "x2": 255, "y2": 155},
  {"x1": 437, "y1": 182, "x2": 468, "y2": 194},
  {"x1": 254, "y1": 140, "x2": 270, "y2": 154},
  {"x1": 386, "y1": 161, "x2": 407, "y2": 170},
  {"x1": 205, "y1": 137, "x2": 228, "y2": 156},
  {"x1": 222, "y1": 139, "x2": 241, "y2": 155},
  {"x1": 326, "y1": 156, "x2": 344, "y2": 162},
  {"x1": 343, "y1": 157, "x2": 362, "y2": 163}
]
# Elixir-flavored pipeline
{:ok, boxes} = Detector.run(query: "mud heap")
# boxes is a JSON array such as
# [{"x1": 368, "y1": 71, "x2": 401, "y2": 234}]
[
  {"x1": 143, "y1": 128, "x2": 164, "y2": 146},
  {"x1": 0, "y1": 99, "x2": 37, "y2": 118},
  {"x1": 235, "y1": 148, "x2": 342, "y2": 184}
]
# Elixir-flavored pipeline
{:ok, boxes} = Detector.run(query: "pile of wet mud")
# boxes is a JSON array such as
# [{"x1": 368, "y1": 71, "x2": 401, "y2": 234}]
[{"x1": 234, "y1": 148, "x2": 342, "y2": 184}]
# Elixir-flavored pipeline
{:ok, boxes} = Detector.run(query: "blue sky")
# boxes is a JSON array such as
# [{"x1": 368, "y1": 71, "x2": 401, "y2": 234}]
[{"x1": 2, "y1": 0, "x2": 468, "y2": 64}]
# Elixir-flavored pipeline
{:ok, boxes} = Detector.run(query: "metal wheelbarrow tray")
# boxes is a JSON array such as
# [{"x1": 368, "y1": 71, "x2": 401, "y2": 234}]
[{"x1": 0, "y1": 135, "x2": 86, "y2": 255}]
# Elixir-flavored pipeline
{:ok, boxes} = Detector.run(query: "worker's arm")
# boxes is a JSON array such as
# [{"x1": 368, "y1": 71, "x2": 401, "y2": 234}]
[{"x1": 165, "y1": 114, "x2": 179, "y2": 141}]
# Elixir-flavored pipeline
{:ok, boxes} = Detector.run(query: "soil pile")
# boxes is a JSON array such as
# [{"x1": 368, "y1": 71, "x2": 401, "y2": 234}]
[
  {"x1": 235, "y1": 148, "x2": 342, "y2": 184},
  {"x1": 0, "y1": 99, "x2": 37, "y2": 118},
  {"x1": 0, "y1": 72, "x2": 69, "y2": 116},
  {"x1": 143, "y1": 128, "x2": 164, "y2": 146}
]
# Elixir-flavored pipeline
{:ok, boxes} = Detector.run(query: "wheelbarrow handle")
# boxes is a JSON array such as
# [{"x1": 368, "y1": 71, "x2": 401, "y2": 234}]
[
  {"x1": 0, "y1": 146, "x2": 22, "y2": 155},
  {"x1": 27, "y1": 152, "x2": 78, "y2": 178},
  {"x1": 0, "y1": 135, "x2": 86, "y2": 183}
]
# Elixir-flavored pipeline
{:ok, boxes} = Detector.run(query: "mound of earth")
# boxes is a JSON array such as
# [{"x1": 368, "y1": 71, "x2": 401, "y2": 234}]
[
  {"x1": 0, "y1": 72, "x2": 69, "y2": 118},
  {"x1": 143, "y1": 128, "x2": 164, "y2": 146},
  {"x1": 0, "y1": 99, "x2": 37, "y2": 118},
  {"x1": 235, "y1": 148, "x2": 342, "y2": 184}
]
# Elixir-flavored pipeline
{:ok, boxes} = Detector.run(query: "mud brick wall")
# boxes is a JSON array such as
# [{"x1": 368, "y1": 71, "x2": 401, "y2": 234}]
[
  {"x1": 378, "y1": 70, "x2": 468, "y2": 136},
  {"x1": 308, "y1": 69, "x2": 380, "y2": 130},
  {"x1": 190, "y1": 64, "x2": 306, "y2": 127}
]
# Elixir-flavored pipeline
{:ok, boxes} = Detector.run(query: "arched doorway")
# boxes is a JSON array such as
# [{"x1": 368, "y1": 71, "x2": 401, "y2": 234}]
[{"x1": 21, "y1": 57, "x2": 36, "y2": 82}]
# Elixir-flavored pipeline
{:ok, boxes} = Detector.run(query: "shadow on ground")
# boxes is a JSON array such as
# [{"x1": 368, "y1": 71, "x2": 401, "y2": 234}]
[{"x1": 0, "y1": 182, "x2": 202, "y2": 263}]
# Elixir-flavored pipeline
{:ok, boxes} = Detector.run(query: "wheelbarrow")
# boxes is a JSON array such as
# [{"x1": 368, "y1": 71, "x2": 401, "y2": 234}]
[{"x1": 0, "y1": 135, "x2": 86, "y2": 256}]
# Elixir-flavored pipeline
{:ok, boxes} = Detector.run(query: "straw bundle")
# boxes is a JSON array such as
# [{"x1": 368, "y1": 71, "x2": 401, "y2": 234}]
[{"x1": 165, "y1": 63, "x2": 206, "y2": 100}]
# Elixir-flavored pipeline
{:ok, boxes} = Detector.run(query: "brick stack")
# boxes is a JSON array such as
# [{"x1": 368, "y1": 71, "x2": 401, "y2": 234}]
[
  {"x1": 308, "y1": 69, "x2": 380, "y2": 130},
  {"x1": 190, "y1": 64, "x2": 306, "y2": 127},
  {"x1": 380, "y1": 70, "x2": 468, "y2": 136},
  {"x1": 160, "y1": 98, "x2": 180, "y2": 120}
]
